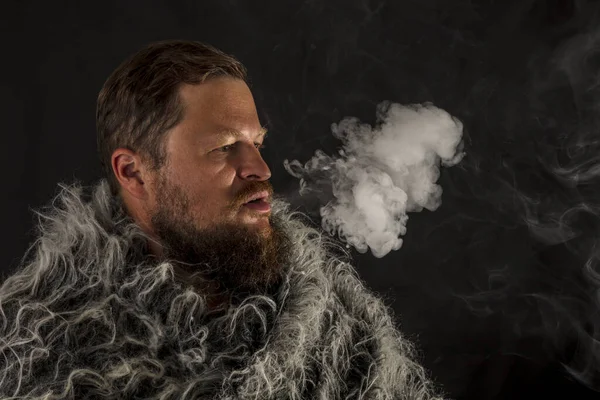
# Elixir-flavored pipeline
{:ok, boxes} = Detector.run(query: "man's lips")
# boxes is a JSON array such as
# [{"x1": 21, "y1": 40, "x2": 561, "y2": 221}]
[
  {"x1": 243, "y1": 199, "x2": 271, "y2": 212},
  {"x1": 243, "y1": 190, "x2": 270, "y2": 204},
  {"x1": 240, "y1": 190, "x2": 271, "y2": 213}
]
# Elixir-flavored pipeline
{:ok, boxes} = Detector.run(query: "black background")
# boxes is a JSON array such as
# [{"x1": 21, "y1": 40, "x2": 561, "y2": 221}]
[{"x1": 2, "y1": 1, "x2": 600, "y2": 398}]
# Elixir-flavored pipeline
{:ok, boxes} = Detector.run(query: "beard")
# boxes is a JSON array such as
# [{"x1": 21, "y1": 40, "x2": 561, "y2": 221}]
[{"x1": 149, "y1": 175, "x2": 293, "y2": 305}]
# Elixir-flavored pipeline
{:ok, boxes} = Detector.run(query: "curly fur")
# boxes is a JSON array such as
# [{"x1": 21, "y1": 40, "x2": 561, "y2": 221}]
[{"x1": 0, "y1": 179, "x2": 443, "y2": 399}]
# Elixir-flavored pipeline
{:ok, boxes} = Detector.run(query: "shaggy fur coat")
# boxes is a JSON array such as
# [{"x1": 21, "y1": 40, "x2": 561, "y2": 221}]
[{"x1": 0, "y1": 179, "x2": 443, "y2": 399}]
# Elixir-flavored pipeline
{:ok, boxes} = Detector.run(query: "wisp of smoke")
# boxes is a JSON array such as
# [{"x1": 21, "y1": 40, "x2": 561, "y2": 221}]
[
  {"x1": 446, "y1": 22, "x2": 600, "y2": 391},
  {"x1": 284, "y1": 101, "x2": 465, "y2": 258}
]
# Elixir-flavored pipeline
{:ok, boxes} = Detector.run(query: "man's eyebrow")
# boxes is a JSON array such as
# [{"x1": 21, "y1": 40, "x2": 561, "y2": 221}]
[{"x1": 214, "y1": 127, "x2": 268, "y2": 141}]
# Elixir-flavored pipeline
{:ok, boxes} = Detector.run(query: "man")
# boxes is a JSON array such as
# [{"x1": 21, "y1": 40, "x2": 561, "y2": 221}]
[{"x1": 0, "y1": 40, "x2": 443, "y2": 399}]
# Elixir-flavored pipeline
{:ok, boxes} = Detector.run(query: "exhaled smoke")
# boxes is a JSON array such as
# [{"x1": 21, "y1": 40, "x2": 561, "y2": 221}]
[
  {"x1": 525, "y1": 27, "x2": 600, "y2": 389},
  {"x1": 284, "y1": 101, "x2": 465, "y2": 258},
  {"x1": 451, "y1": 24, "x2": 600, "y2": 391}
]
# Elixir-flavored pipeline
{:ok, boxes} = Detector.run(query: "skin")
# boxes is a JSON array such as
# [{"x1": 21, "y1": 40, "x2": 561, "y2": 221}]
[{"x1": 111, "y1": 77, "x2": 293, "y2": 308}]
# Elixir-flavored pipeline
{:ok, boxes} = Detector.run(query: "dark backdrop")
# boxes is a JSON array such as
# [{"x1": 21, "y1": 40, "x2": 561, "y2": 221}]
[{"x1": 2, "y1": 1, "x2": 600, "y2": 399}]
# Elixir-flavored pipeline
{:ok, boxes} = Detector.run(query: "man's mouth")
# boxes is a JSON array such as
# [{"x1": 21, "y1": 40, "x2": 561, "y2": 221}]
[{"x1": 243, "y1": 198, "x2": 271, "y2": 212}]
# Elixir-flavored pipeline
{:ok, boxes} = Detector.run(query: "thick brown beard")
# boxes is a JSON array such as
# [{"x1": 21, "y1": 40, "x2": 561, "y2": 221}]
[{"x1": 149, "y1": 177, "x2": 292, "y2": 303}]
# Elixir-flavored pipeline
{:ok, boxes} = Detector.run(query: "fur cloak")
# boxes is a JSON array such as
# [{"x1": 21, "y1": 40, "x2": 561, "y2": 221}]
[{"x1": 0, "y1": 179, "x2": 443, "y2": 399}]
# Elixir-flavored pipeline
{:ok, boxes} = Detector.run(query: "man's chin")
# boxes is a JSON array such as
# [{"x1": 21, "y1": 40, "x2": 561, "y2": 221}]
[
  {"x1": 154, "y1": 204, "x2": 292, "y2": 299},
  {"x1": 237, "y1": 213, "x2": 272, "y2": 233},
  {"x1": 252, "y1": 219, "x2": 273, "y2": 236}
]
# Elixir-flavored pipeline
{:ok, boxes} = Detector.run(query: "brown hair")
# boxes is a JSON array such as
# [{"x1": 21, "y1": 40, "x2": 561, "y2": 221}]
[{"x1": 96, "y1": 40, "x2": 248, "y2": 196}]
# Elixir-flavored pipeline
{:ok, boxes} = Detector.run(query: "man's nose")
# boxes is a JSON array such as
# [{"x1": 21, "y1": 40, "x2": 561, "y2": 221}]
[{"x1": 238, "y1": 145, "x2": 271, "y2": 181}]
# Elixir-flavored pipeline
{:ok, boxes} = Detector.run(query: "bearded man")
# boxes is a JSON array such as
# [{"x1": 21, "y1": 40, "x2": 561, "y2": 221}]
[{"x1": 0, "y1": 40, "x2": 443, "y2": 399}]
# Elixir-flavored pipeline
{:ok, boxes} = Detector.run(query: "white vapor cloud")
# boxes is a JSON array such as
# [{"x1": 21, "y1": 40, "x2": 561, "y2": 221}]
[{"x1": 284, "y1": 101, "x2": 465, "y2": 258}]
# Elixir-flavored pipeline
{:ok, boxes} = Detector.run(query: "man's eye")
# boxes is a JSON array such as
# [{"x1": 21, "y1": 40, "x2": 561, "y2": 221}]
[{"x1": 217, "y1": 143, "x2": 265, "y2": 153}]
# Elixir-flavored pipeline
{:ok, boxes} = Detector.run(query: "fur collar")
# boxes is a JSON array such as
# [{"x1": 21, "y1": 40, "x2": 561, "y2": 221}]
[{"x1": 0, "y1": 179, "x2": 442, "y2": 399}]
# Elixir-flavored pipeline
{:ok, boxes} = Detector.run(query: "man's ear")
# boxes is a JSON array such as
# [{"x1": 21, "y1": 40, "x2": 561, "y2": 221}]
[{"x1": 111, "y1": 148, "x2": 149, "y2": 200}]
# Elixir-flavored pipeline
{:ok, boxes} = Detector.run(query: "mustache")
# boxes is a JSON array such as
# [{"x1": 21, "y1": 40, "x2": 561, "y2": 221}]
[{"x1": 235, "y1": 181, "x2": 273, "y2": 204}]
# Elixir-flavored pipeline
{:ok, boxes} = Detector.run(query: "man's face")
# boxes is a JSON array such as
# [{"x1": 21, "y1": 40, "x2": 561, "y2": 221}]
[{"x1": 146, "y1": 77, "x2": 292, "y2": 299}]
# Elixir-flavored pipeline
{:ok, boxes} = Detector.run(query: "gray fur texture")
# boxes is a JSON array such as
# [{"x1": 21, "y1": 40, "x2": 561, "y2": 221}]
[{"x1": 0, "y1": 179, "x2": 443, "y2": 399}]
